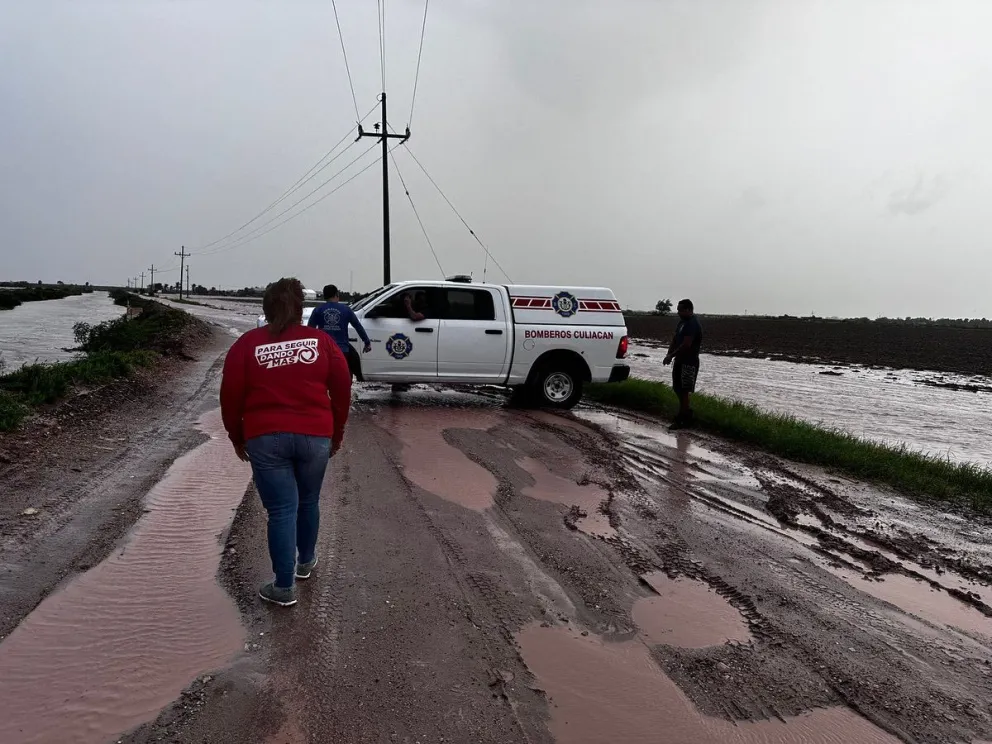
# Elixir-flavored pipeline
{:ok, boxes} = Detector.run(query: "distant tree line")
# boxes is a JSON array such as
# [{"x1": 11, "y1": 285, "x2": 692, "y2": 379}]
[{"x1": 0, "y1": 282, "x2": 93, "y2": 310}]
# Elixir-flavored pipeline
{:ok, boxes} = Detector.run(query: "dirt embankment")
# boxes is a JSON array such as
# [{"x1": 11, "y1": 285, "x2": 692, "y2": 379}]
[{"x1": 626, "y1": 315, "x2": 992, "y2": 377}]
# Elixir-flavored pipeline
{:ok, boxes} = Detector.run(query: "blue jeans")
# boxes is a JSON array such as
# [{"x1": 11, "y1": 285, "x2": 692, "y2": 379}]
[{"x1": 245, "y1": 433, "x2": 331, "y2": 589}]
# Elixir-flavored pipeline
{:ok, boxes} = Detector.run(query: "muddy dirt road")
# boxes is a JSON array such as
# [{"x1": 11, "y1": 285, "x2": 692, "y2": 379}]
[
  {"x1": 108, "y1": 386, "x2": 990, "y2": 744},
  {"x1": 1, "y1": 298, "x2": 991, "y2": 743}
]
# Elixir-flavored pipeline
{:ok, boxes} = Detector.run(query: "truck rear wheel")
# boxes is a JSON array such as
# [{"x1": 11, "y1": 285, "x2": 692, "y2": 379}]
[{"x1": 534, "y1": 367, "x2": 583, "y2": 409}]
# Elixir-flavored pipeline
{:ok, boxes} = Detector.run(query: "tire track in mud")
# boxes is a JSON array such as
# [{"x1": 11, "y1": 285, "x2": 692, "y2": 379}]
[
  {"x1": 604, "y1": 414, "x2": 992, "y2": 742},
  {"x1": 301, "y1": 457, "x2": 351, "y2": 741},
  {"x1": 296, "y1": 413, "x2": 550, "y2": 743}
]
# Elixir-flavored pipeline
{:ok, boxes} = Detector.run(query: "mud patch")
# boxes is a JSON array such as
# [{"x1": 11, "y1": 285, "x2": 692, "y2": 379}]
[
  {"x1": 517, "y1": 622, "x2": 899, "y2": 744},
  {"x1": 375, "y1": 406, "x2": 502, "y2": 510},
  {"x1": 0, "y1": 409, "x2": 250, "y2": 744},
  {"x1": 827, "y1": 566, "x2": 992, "y2": 640},
  {"x1": 634, "y1": 571, "x2": 752, "y2": 648},
  {"x1": 518, "y1": 456, "x2": 614, "y2": 537}
]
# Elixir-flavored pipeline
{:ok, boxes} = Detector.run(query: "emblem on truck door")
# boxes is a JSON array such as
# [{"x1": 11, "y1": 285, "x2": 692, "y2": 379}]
[
  {"x1": 551, "y1": 291, "x2": 578, "y2": 318},
  {"x1": 386, "y1": 333, "x2": 413, "y2": 360}
]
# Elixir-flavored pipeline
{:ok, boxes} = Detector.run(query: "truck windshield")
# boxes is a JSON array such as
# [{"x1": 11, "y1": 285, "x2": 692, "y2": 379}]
[{"x1": 351, "y1": 284, "x2": 395, "y2": 311}]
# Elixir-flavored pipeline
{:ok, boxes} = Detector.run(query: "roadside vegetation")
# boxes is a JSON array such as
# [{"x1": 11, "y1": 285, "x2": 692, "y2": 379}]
[
  {"x1": 0, "y1": 292, "x2": 207, "y2": 432},
  {"x1": 586, "y1": 378, "x2": 992, "y2": 513}
]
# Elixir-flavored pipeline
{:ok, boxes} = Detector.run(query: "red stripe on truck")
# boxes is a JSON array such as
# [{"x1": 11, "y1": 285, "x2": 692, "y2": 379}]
[{"x1": 510, "y1": 297, "x2": 622, "y2": 312}]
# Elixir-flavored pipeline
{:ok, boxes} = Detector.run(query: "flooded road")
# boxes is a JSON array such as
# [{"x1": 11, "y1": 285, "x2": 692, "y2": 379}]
[
  {"x1": 0, "y1": 409, "x2": 250, "y2": 744},
  {"x1": 0, "y1": 291, "x2": 123, "y2": 368},
  {"x1": 118, "y1": 383, "x2": 992, "y2": 744},
  {"x1": 629, "y1": 340, "x2": 992, "y2": 467}
]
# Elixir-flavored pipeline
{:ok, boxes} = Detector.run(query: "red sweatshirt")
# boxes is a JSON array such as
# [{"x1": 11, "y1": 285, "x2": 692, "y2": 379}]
[{"x1": 220, "y1": 325, "x2": 352, "y2": 448}]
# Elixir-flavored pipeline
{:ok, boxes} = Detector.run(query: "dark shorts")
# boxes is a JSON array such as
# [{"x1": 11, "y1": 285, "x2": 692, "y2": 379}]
[
  {"x1": 344, "y1": 346, "x2": 361, "y2": 379},
  {"x1": 673, "y1": 360, "x2": 699, "y2": 395}
]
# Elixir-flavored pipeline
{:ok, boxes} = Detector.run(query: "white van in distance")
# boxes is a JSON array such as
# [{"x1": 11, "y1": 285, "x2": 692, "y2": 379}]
[{"x1": 258, "y1": 279, "x2": 630, "y2": 408}]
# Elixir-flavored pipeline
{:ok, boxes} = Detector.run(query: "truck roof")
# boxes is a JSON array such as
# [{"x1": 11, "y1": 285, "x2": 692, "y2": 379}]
[{"x1": 388, "y1": 280, "x2": 618, "y2": 294}]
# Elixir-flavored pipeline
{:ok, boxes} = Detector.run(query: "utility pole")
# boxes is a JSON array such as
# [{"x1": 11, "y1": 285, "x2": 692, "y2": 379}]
[
  {"x1": 148, "y1": 265, "x2": 156, "y2": 296},
  {"x1": 186, "y1": 265, "x2": 190, "y2": 296},
  {"x1": 140, "y1": 271, "x2": 145, "y2": 295},
  {"x1": 174, "y1": 246, "x2": 190, "y2": 299},
  {"x1": 358, "y1": 92, "x2": 410, "y2": 285}
]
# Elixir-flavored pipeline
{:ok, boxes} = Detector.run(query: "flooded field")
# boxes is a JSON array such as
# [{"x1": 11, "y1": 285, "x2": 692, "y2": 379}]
[
  {"x1": 629, "y1": 340, "x2": 992, "y2": 467},
  {"x1": 0, "y1": 292, "x2": 123, "y2": 368}
]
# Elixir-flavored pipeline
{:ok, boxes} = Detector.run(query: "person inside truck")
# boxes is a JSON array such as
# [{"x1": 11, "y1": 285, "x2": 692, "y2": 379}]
[
  {"x1": 403, "y1": 290, "x2": 427, "y2": 321},
  {"x1": 663, "y1": 298, "x2": 702, "y2": 430}
]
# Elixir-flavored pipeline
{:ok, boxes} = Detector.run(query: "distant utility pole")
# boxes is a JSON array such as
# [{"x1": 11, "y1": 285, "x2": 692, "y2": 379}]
[
  {"x1": 174, "y1": 246, "x2": 190, "y2": 299},
  {"x1": 140, "y1": 271, "x2": 145, "y2": 295},
  {"x1": 186, "y1": 265, "x2": 190, "y2": 296},
  {"x1": 148, "y1": 265, "x2": 156, "y2": 296},
  {"x1": 358, "y1": 92, "x2": 410, "y2": 285}
]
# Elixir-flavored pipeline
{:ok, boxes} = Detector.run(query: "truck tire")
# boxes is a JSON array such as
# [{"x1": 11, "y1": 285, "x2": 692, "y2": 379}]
[{"x1": 533, "y1": 366, "x2": 583, "y2": 409}]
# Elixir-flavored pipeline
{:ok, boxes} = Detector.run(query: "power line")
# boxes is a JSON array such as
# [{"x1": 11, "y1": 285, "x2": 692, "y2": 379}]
[
  {"x1": 199, "y1": 145, "x2": 395, "y2": 258},
  {"x1": 398, "y1": 143, "x2": 512, "y2": 282},
  {"x1": 198, "y1": 141, "x2": 380, "y2": 256},
  {"x1": 389, "y1": 147, "x2": 444, "y2": 277},
  {"x1": 331, "y1": 0, "x2": 361, "y2": 123},
  {"x1": 191, "y1": 106, "x2": 376, "y2": 252},
  {"x1": 408, "y1": 0, "x2": 429, "y2": 127}
]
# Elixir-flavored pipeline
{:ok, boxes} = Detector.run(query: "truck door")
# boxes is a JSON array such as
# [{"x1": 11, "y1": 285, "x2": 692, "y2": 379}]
[
  {"x1": 358, "y1": 287, "x2": 440, "y2": 381},
  {"x1": 436, "y1": 287, "x2": 510, "y2": 382}
]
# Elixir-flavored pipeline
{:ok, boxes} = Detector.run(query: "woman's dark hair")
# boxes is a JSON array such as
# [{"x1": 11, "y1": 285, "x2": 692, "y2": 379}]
[{"x1": 263, "y1": 278, "x2": 304, "y2": 336}]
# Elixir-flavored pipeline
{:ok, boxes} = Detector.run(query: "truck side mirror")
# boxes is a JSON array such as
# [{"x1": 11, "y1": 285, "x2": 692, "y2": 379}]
[{"x1": 365, "y1": 306, "x2": 381, "y2": 319}]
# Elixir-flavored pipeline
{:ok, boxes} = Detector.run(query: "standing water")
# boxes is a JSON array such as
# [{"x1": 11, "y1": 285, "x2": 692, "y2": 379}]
[
  {"x1": 0, "y1": 409, "x2": 249, "y2": 744},
  {"x1": 628, "y1": 342, "x2": 992, "y2": 467},
  {"x1": 0, "y1": 292, "x2": 123, "y2": 368}
]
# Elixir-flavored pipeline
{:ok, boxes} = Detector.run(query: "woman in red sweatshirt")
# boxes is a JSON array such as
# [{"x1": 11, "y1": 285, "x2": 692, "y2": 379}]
[{"x1": 220, "y1": 278, "x2": 352, "y2": 607}]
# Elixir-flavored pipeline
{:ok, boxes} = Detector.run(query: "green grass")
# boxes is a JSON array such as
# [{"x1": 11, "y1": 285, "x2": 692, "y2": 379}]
[
  {"x1": 0, "y1": 352, "x2": 157, "y2": 406},
  {"x1": 0, "y1": 391, "x2": 29, "y2": 430},
  {"x1": 586, "y1": 378, "x2": 992, "y2": 513}
]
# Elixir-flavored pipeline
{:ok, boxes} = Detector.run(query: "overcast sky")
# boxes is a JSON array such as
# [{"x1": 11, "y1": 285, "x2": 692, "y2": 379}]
[{"x1": 2, "y1": 0, "x2": 990, "y2": 317}]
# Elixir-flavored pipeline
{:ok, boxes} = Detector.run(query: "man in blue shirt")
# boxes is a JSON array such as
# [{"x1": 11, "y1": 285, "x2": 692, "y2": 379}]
[
  {"x1": 663, "y1": 299, "x2": 703, "y2": 430},
  {"x1": 308, "y1": 284, "x2": 372, "y2": 379}
]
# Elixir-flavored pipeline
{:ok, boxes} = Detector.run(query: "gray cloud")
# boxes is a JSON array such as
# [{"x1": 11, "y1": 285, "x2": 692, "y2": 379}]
[{"x1": 2, "y1": 0, "x2": 992, "y2": 318}]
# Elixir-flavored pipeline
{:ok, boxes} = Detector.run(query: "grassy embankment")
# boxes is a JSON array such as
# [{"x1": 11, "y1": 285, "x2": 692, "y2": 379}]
[
  {"x1": 586, "y1": 378, "x2": 992, "y2": 513},
  {"x1": 0, "y1": 284, "x2": 91, "y2": 310},
  {"x1": 0, "y1": 291, "x2": 205, "y2": 431}
]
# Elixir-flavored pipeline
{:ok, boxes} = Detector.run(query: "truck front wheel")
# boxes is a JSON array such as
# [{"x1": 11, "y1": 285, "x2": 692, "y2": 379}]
[{"x1": 534, "y1": 367, "x2": 583, "y2": 409}]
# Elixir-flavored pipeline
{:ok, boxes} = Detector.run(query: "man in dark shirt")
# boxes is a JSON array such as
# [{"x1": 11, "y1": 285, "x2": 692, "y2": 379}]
[
  {"x1": 307, "y1": 284, "x2": 372, "y2": 379},
  {"x1": 663, "y1": 299, "x2": 702, "y2": 430}
]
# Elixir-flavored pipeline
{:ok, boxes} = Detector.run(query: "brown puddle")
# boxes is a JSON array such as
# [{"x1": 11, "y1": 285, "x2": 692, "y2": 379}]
[
  {"x1": 377, "y1": 407, "x2": 501, "y2": 510},
  {"x1": 829, "y1": 566, "x2": 992, "y2": 640},
  {"x1": 633, "y1": 572, "x2": 752, "y2": 648},
  {"x1": 0, "y1": 409, "x2": 249, "y2": 744},
  {"x1": 517, "y1": 623, "x2": 900, "y2": 744},
  {"x1": 517, "y1": 456, "x2": 614, "y2": 537}
]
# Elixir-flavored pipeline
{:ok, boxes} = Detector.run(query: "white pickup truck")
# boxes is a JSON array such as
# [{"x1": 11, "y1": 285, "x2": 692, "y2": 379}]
[{"x1": 259, "y1": 279, "x2": 630, "y2": 408}]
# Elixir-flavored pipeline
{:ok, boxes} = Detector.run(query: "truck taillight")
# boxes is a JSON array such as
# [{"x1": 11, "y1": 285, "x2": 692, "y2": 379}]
[{"x1": 617, "y1": 336, "x2": 629, "y2": 359}]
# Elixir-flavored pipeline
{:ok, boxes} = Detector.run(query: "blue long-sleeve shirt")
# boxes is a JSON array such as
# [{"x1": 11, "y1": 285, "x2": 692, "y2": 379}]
[{"x1": 307, "y1": 301, "x2": 371, "y2": 353}]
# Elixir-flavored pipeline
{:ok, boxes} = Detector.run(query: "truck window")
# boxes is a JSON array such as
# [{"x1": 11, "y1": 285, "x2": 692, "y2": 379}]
[
  {"x1": 443, "y1": 289, "x2": 495, "y2": 321},
  {"x1": 370, "y1": 287, "x2": 434, "y2": 319}
]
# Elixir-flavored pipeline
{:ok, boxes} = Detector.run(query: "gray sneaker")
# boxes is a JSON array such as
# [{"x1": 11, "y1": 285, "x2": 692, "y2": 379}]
[
  {"x1": 296, "y1": 555, "x2": 318, "y2": 580},
  {"x1": 259, "y1": 582, "x2": 297, "y2": 607}
]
